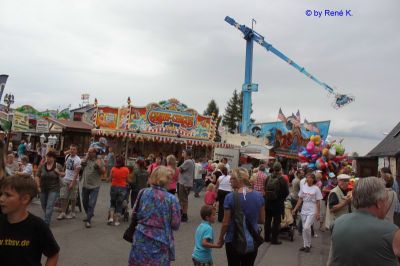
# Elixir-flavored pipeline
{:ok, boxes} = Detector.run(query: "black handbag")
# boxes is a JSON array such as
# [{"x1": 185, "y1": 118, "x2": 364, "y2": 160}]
[
  {"x1": 232, "y1": 192, "x2": 264, "y2": 254},
  {"x1": 123, "y1": 189, "x2": 144, "y2": 243}
]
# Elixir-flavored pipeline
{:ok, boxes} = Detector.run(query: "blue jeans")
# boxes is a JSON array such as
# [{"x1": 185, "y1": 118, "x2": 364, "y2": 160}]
[
  {"x1": 40, "y1": 191, "x2": 59, "y2": 225},
  {"x1": 82, "y1": 187, "x2": 100, "y2": 223},
  {"x1": 110, "y1": 186, "x2": 127, "y2": 214},
  {"x1": 193, "y1": 179, "x2": 204, "y2": 194}
]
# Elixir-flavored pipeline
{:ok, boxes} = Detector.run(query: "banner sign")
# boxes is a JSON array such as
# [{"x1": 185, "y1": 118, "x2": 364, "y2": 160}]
[
  {"x1": 147, "y1": 109, "x2": 196, "y2": 129},
  {"x1": 36, "y1": 118, "x2": 49, "y2": 133},
  {"x1": 96, "y1": 107, "x2": 119, "y2": 129},
  {"x1": 12, "y1": 111, "x2": 30, "y2": 132}
]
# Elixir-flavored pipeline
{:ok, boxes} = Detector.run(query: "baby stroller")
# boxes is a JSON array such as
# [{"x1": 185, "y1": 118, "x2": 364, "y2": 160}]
[{"x1": 280, "y1": 198, "x2": 295, "y2": 241}]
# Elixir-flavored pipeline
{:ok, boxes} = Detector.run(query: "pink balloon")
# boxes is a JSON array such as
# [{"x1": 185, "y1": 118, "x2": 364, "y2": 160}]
[{"x1": 306, "y1": 141, "x2": 315, "y2": 153}]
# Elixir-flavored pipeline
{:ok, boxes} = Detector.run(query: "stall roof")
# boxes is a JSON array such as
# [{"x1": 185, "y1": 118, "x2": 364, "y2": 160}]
[
  {"x1": 92, "y1": 129, "x2": 235, "y2": 149},
  {"x1": 243, "y1": 153, "x2": 275, "y2": 160},
  {"x1": 47, "y1": 118, "x2": 92, "y2": 132}
]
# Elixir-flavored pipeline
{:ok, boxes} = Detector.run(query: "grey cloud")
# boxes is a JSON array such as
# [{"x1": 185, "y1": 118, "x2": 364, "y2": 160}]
[{"x1": 0, "y1": 0, "x2": 399, "y2": 155}]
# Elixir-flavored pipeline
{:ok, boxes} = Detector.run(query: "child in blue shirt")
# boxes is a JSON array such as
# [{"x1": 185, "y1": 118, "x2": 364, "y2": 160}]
[{"x1": 192, "y1": 205, "x2": 222, "y2": 266}]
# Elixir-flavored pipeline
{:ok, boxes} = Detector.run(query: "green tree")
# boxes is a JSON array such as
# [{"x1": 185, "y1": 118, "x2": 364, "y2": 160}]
[
  {"x1": 222, "y1": 89, "x2": 241, "y2": 133},
  {"x1": 203, "y1": 99, "x2": 219, "y2": 117}
]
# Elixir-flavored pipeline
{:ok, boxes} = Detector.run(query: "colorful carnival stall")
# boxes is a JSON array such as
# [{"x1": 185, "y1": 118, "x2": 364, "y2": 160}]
[
  {"x1": 91, "y1": 98, "x2": 233, "y2": 160},
  {"x1": 251, "y1": 109, "x2": 353, "y2": 182}
]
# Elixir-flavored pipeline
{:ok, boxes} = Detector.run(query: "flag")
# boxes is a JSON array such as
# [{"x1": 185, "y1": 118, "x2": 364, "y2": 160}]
[
  {"x1": 304, "y1": 118, "x2": 320, "y2": 133},
  {"x1": 0, "y1": 75, "x2": 8, "y2": 103},
  {"x1": 287, "y1": 116, "x2": 298, "y2": 127},
  {"x1": 277, "y1": 108, "x2": 287, "y2": 122},
  {"x1": 296, "y1": 110, "x2": 301, "y2": 123},
  {"x1": 289, "y1": 113, "x2": 300, "y2": 127}
]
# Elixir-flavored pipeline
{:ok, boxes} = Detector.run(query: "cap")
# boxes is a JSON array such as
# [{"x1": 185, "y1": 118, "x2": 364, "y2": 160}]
[
  {"x1": 273, "y1": 162, "x2": 282, "y2": 171},
  {"x1": 328, "y1": 172, "x2": 336, "y2": 178},
  {"x1": 337, "y1": 174, "x2": 350, "y2": 180}
]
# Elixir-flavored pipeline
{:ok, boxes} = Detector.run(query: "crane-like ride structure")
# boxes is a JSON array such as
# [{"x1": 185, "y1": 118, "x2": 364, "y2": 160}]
[{"x1": 225, "y1": 16, "x2": 354, "y2": 134}]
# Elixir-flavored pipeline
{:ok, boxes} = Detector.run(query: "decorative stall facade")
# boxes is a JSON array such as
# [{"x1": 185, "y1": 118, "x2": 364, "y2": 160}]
[{"x1": 91, "y1": 99, "x2": 233, "y2": 160}]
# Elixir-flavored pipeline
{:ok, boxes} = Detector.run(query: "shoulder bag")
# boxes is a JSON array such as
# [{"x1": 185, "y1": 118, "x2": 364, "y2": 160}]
[
  {"x1": 231, "y1": 191, "x2": 264, "y2": 254},
  {"x1": 123, "y1": 188, "x2": 145, "y2": 243}
]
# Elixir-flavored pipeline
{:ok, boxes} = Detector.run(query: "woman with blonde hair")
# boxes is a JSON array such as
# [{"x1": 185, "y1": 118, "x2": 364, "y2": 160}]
[
  {"x1": 166, "y1": 155, "x2": 179, "y2": 195},
  {"x1": 128, "y1": 166, "x2": 181, "y2": 266},
  {"x1": 217, "y1": 167, "x2": 265, "y2": 265}
]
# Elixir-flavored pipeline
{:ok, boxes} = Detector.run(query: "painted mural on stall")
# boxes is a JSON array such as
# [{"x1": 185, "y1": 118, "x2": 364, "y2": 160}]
[
  {"x1": 95, "y1": 99, "x2": 216, "y2": 140},
  {"x1": 251, "y1": 120, "x2": 330, "y2": 151},
  {"x1": 128, "y1": 99, "x2": 214, "y2": 139}
]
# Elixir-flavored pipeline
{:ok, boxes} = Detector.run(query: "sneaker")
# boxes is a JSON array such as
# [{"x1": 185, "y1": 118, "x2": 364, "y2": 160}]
[
  {"x1": 85, "y1": 222, "x2": 91, "y2": 228},
  {"x1": 313, "y1": 234, "x2": 319, "y2": 238},
  {"x1": 57, "y1": 212, "x2": 66, "y2": 220},
  {"x1": 114, "y1": 221, "x2": 120, "y2": 226},
  {"x1": 107, "y1": 218, "x2": 114, "y2": 225},
  {"x1": 83, "y1": 218, "x2": 88, "y2": 222},
  {"x1": 66, "y1": 212, "x2": 75, "y2": 219}
]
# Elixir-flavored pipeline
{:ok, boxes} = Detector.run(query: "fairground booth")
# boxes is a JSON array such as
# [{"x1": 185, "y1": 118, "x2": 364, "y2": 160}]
[
  {"x1": 8, "y1": 105, "x2": 92, "y2": 158},
  {"x1": 249, "y1": 109, "x2": 331, "y2": 172},
  {"x1": 91, "y1": 98, "x2": 233, "y2": 161}
]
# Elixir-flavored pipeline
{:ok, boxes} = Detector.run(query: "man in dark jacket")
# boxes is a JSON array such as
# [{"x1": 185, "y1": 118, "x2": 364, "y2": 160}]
[{"x1": 264, "y1": 162, "x2": 289, "y2": 244}]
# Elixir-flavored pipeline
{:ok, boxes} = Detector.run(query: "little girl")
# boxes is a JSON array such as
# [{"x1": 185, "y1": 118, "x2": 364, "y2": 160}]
[{"x1": 204, "y1": 183, "x2": 217, "y2": 206}]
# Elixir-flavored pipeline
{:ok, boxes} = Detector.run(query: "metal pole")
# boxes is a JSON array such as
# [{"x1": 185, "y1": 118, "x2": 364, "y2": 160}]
[
  {"x1": 124, "y1": 138, "x2": 129, "y2": 162},
  {"x1": 242, "y1": 38, "x2": 254, "y2": 134}
]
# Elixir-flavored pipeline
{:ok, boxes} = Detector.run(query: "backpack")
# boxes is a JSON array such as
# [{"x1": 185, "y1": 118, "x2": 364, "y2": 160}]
[
  {"x1": 265, "y1": 175, "x2": 281, "y2": 201},
  {"x1": 231, "y1": 192, "x2": 264, "y2": 254}
]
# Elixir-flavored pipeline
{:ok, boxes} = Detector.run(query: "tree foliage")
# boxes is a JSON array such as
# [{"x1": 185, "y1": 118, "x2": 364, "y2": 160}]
[
  {"x1": 222, "y1": 89, "x2": 241, "y2": 133},
  {"x1": 203, "y1": 99, "x2": 219, "y2": 117},
  {"x1": 222, "y1": 90, "x2": 255, "y2": 133}
]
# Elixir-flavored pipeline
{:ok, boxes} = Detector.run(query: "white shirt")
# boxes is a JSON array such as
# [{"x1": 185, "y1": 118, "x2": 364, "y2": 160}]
[
  {"x1": 194, "y1": 163, "x2": 203, "y2": 180},
  {"x1": 64, "y1": 155, "x2": 81, "y2": 181},
  {"x1": 21, "y1": 163, "x2": 33, "y2": 177},
  {"x1": 298, "y1": 184, "x2": 323, "y2": 215},
  {"x1": 218, "y1": 175, "x2": 232, "y2": 192},
  {"x1": 225, "y1": 163, "x2": 231, "y2": 173},
  {"x1": 299, "y1": 177, "x2": 306, "y2": 193}
]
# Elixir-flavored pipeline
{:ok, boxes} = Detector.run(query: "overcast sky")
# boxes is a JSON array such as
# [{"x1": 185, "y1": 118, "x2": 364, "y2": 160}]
[{"x1": 1, "y1": 0, "x2": 399, "y2": 155}]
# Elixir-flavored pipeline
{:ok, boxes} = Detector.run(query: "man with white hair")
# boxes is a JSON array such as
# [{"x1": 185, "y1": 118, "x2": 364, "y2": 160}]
[
  {"x1": 329, "y1": 176, "x2": 400, "y2": 265},
  {"x1": 325, "y1": 174, "x2": 352, "y2": 229}
]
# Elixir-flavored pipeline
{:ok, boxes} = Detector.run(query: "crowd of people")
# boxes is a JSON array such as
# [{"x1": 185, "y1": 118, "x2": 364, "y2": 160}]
[{"x1": 1, "y1": 139, "x2": 400, "y2": 266}]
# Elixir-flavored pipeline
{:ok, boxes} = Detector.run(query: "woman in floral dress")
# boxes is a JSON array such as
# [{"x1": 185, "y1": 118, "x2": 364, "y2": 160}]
[{"x1": 128, "y1": 166, "x2": 181, "y2": 266}]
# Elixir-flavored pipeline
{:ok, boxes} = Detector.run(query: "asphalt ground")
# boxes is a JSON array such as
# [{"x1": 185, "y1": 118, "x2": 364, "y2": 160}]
[{"x1": 29, "y1": 182, "x2": 330, "y2": 266}]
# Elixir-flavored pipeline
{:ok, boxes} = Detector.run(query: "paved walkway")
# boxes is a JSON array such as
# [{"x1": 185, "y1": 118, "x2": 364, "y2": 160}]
[{"x1": 29, "y1": 182, "x2": 330, "y2": 265}]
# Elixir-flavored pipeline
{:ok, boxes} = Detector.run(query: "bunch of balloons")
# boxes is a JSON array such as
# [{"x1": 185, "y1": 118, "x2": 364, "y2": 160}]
[{"x1": 298, "y1": 135, "x2": 348, "y2": 174}]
